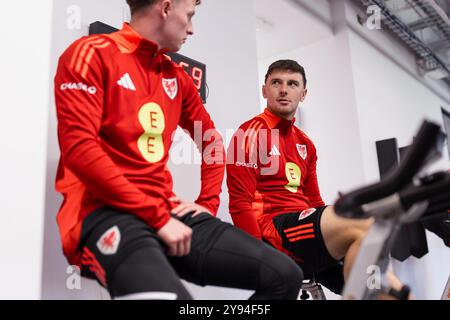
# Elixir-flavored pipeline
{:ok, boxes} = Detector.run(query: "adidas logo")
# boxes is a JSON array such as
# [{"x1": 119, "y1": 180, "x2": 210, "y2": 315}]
[
  {"x1": 269, "y1": 145, "x2": 281, "y2": 156},
  {"x1": 117, "y1": 73, "x2": 136, "y2": 91}
]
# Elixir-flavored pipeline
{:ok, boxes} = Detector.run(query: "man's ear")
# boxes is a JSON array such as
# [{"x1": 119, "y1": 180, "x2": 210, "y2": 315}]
[
  {"x1": 262, "y1": 85, "x2": 267, "y2": 99},
  {"x1": 160, "y1": 0, "x2": 173, "y2": 18},
  {"x1": 300, "y1": 88, "x2": 308, "y2": 102}
]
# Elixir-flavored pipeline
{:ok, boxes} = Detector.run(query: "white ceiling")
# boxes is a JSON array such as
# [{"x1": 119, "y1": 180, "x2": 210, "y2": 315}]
[{"x1": 254, "y1": 0, "x2": 334, "y2": 59}]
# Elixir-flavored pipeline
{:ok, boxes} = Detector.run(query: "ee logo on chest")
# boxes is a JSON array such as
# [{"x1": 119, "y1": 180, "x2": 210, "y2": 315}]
[
  {"x1": 137, "y1": 102, "x2": 166, "y2": 163},
  {"x1": 284, "y1": 162, "x2": 301, "y2": 193}
]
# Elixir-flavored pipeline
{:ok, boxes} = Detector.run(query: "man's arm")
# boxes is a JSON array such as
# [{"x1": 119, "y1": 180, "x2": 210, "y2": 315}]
[
  {"x1": 303, "y1": 143, "x2": 325, "y2": 208},
  {"x1": 55, "y1": 37, "x2": 170, "y2": 230},
  {"x1": 178, "y1": 72, "x2": 225, "y2": 215},
  {"x1": 226, "y1": 126, "x2": 262, "y2": 239}
]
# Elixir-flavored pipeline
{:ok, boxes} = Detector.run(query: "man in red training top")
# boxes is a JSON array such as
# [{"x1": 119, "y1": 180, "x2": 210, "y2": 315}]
[
  {"x1": 227, "y1": 59, "x2": 375, "y2": 294},
  {"x1": 54, "y1": 0, "x2": 303, "y2": 300}
]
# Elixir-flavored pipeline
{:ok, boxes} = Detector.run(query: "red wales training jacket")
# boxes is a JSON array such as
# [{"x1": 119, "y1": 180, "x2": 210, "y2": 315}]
[
  {"x1": 226, "y1": 109, "x2": 324, "y2": 240},
  {"x1": 55, "y1": 23, "x2": 225, "y2": 266}
]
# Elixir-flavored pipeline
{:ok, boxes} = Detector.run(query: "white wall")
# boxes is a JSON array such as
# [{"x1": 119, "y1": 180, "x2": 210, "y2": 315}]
[
  {"x1": 0, "y1": 0, "x2": 53, "y2": 299},
  {"x1": 41, "y1": 0, "x2": 132, "y2": 300},
  {"x1": 347, "y1": 25, "x2": 450, "y2": 301},
  {"x1": 256, "y1": 0, "x2": 450, "y2": 299},
  {"x1": 344, "y1": 1, "x2": 450, "y2": 300},
  {"x1": 168, "y1": 0, "x2": 260, "y2": 300},
  {"x1": 254, "y1": 0, "x2": 333, "y2": 60},
  {"x1": 169, "y1": 0, "x2": 261, "y2": 226},
  {"x1": 42, "y1": 0, "x2": 260, "y2": 300},
  {"x1": 257, "y1": 1, "x2": 367, "y2": 205}
]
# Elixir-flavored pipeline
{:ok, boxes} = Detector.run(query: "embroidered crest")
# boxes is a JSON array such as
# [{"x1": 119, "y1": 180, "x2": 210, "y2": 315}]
[
  {"x1": 296, "y1": 144, "x2": 308, "y2": 160},
  {"x1": 97, "y1": 226, "x2": 121, "y2": 255},
  {"x1": 162, "y1": 78, "x2": 178, "y2": 100},
  {"x1": 298, "y1": 208, "x2": 316, "y2": 221}
]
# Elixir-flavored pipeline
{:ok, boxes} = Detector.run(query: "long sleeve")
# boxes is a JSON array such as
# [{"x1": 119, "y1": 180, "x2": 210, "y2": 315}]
[
  {"x1": 226, "y1": 126, "x2": 262, "y2": 239},
  {"x1": 55, "y1": 38, "x2": 171, "y2": 230},
  {"x1": 303, "y1": 144, "x2": 325, "y2": 208},
  {"x1": 178, "y1": 72, "x2": 225, "y2": 215}
]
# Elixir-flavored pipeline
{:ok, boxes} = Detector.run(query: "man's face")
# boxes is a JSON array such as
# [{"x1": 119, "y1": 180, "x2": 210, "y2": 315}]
[
  {"x1": 162, "y1": 0, "x2": 196, "y2": 51},
  {"x1": 262, "y1": 70, "x2": 307, "y2": 120}
]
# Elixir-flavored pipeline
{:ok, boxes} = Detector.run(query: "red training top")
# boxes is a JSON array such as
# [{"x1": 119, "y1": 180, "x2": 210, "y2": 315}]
[
  {"x1": 226, "y1": 108, "x2": 324, "y2": 240},
  {"x1": 54, "y1": 23, "x2": 225, "y2": 266}
]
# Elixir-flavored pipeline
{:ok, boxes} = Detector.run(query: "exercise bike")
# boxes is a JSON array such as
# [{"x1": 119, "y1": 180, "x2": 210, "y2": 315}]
[{"x1": 334, "y1": 120, "x2": 450, "y2": 300}]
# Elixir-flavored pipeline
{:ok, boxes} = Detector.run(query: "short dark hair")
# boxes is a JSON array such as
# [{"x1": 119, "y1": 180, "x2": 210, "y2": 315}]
[
  {"x1": 264, "y1": 59, "x2": 307, "y2": 88},
  {"x1": 127, "y1": 0, "x2": 201, "y2": 15}
]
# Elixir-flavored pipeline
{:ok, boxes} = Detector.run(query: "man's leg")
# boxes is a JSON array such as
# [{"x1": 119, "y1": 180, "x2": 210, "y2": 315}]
[
  {"x1": 80, "y1": 207, "x2": 192, "y2": 300},
  {"x1": 106, "y1": 244, "x2": 193, "y2": 299},
  {"x1": 320, "y1": 206, "x2": 407, "y2": 295},
  {"x1": 319, "y1": 205, "x2": 372, "y2": 280},
  {"x1": 170, "y1": 213, "x2": 304, "y2": 300}
]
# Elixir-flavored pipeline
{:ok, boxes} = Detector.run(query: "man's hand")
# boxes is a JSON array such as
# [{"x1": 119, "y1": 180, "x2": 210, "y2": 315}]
[
  {"x1": 156, "y1": 217, "x2": 192, "y2": 257},
  {"x1": 169, "y1": 197, "x2": 212, "y2": 218}
]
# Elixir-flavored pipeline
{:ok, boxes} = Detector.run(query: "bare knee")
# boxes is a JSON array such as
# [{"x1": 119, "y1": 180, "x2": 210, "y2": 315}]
[
  {"x1": 353, "y1": 217, "x2": 373, "y2": 241},
  {"x1": 322, "y1": 206, "x2": 373, "y2": 259},
  {"x1": 344, "y1": 217, "x2": 373, "y2": 257}
]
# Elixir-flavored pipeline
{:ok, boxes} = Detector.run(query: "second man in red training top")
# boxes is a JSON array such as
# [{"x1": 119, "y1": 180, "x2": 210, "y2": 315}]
[{"x1": 227, "y1": 59, "x2": 374, "y2": 293}]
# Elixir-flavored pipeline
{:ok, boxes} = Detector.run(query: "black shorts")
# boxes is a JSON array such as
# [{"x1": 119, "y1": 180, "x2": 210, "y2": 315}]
[
  {"x1": 272, "y1": 206, "x2": 341, "y2": 277},
  {"x1": 79, "y1": 206, "x2": 231, "y2": 296},
  {"x1": 78, "y1": 206, "x2": 304, "y2": 299}
]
